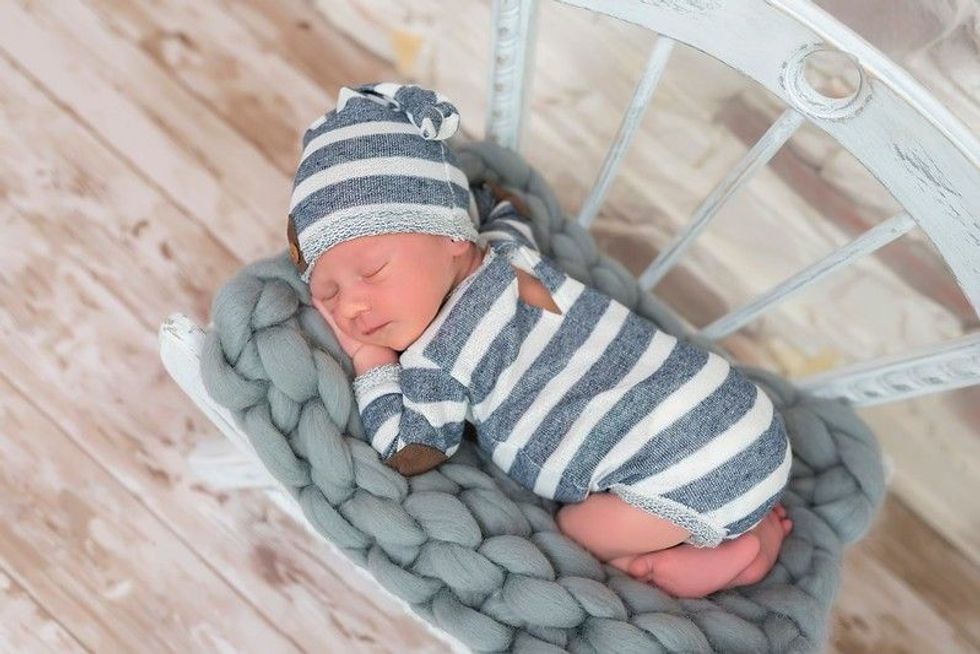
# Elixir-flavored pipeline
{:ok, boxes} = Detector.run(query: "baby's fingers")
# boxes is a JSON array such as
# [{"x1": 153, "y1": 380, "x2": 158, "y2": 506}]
[{"x1": 322, "y1": 311, "x2": 361, "y2": 356}]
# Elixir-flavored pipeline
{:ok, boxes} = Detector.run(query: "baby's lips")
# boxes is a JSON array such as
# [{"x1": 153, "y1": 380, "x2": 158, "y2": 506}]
[{"x1": 361, "y1": 321, "x2": 389, "y2": 336}]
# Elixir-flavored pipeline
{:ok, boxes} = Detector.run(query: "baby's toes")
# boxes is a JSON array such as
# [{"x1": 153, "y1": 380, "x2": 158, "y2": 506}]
[
  {"x1": 628, "y1": 556, "x2": 652, "y2": 579},
  {"x1": 781, "y1": 518, "x2": 794, "y2": 535},
  {"x1": 774, "y1": 503, "x2": 787, "y2": 518}
]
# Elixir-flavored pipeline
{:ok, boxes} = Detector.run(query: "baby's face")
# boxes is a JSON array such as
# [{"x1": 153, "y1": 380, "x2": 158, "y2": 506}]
[{"x1": 310, "y1": 233, "x2": 481, "y2": 352}]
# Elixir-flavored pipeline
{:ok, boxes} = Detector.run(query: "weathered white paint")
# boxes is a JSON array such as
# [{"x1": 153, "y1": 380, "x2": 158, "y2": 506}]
[
  {"x1": 158, "y1": 314, "x2": 471, "y2": 654},
  {"x1": 699, "y1": 213, "x2": 917, "y2": 341},
  {"x1": 796, "y1": 332, "x2": 980, "y2": 405},
  {"x1": 637, "y1": 108, "x2": 806, "y2": 290},
  {"x1": 576, "y1": 36, "x2": 676, "y2": 229},
  {"x1": 188, "y1": 438, "x2": 275, "y2": 491},
  {"x1": 546, "y1": 0, "x2": 980, "y2": 313},
  {"x1": 485, "y1": 0, "x2": 540, "y2": 151}
]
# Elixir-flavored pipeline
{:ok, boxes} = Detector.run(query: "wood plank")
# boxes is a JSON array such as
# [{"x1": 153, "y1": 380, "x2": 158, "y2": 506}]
[
  {"x1": 80, "y1": 0, "x2": 331, "y2": 174},
  {"x1": 699, "y1": 213, "x2": 916, "y2": 342},
  {"x1": 860, "y1": 393, "x2": 980, "y2": 569},
  {"x1": 0, "y1": 50, "x2": 233, "y2": 327},
  {"x1": 0, "y1": 136, "x2": 441, "y2": 654},
  {"x1": 576, "y1": 37, "x2": 676, "y2": 229},
  {"x1": 71, "y1": 0, "x2": 410, "y2": 178},
  {"x1": 0, "y1": 44, "x2": 441, "y2": 652},
  {"x1": 0, "y1": 0, "x2": 280, "y2": 261},
  {"x1": 0, "y1": 567, "x2": 86, "y2": 653},
  {"x1": 638, "y1": 109, "x2": 806, "y2": 290},
  {"x1": 716, "y1": 94, "x2": 978, "y2": 326},
  {"x1": 304, "y1": 0, "x2": 498, "y2": 132},
  {"x1": 225, "y1": 0, "x2": 396, "y2": 97},
  {"x1": 0, "y1": 0, "x2": 975, "y2": 648},
  {"x1": 829, "y1": 506, "x2": 979, "y2": 653},
  {"x1": 0, "y1": 375, "x2": 301, "y2": 652},
  {"x1": 860, "y1": 496, "x2": 980, "y2": 648}
]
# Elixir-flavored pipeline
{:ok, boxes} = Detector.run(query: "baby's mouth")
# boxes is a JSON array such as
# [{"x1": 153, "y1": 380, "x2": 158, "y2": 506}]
[{"x1": 363, "y1": 322, "x2": 390, "y2": 336}]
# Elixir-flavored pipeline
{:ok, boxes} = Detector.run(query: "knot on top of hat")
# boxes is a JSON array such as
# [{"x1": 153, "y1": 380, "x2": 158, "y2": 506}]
[
  {"x1": 405, "y1": 99, "x2": 459, "y2": 141},
  {"x1": 337, "y1": 82, "x2": 460, "y2": 141}
]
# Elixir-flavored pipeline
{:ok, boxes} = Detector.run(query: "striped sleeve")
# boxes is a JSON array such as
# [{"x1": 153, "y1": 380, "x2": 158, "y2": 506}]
[
  {"x1": 351, "y1": 359, "x2": 470, "y2": 463},
  {"x1": 478, "y1": 200, "x2": 540, "y2": 251}
]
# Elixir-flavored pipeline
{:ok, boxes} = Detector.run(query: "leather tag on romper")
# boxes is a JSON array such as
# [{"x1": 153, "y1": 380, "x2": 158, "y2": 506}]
[
  {"x1": 287, "y1": 217, "x2": 308, "y2": 275},
  {"x1": 384, "y1": 443, "x2": 449, "y2": 476}
]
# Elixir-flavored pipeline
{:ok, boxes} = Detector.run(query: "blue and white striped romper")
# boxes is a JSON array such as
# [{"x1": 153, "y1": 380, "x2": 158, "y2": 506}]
[{"x1": 353, "y1": 202, "x2": 793, "y2": 547}]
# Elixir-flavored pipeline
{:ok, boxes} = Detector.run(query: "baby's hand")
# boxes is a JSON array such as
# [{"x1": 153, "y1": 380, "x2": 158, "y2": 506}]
[
  {"x1": 321, "y1": 310, "x2": 360, "y2": 355},
  {"x1": 320, "y1": 310, "x2": 396, "y2": 371}
]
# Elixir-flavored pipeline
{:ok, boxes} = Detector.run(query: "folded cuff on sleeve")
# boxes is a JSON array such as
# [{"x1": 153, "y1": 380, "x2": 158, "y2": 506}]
[{"x1": 353, "y1": 362, "x2": 401, "y2": 402}]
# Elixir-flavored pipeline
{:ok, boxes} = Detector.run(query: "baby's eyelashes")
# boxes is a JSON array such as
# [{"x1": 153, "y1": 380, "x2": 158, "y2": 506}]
[{"x1": 317, "y1": 263, "x2": 388, "y2": 302}]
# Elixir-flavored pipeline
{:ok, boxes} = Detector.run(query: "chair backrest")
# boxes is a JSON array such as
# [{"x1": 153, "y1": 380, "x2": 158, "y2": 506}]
[{"x1": 485, "y1": 0, "x2": 980, "y2": 406}]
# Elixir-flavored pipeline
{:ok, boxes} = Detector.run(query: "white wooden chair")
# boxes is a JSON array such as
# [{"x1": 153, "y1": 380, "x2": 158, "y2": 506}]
[{"x1": 160, "y1": 0, "x2": 979, "y2": 650}]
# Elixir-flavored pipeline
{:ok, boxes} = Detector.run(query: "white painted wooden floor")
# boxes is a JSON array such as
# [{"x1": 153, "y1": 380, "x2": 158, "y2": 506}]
[{"x1": 0, "y1": 0, "x2": 977, "y2": 651}]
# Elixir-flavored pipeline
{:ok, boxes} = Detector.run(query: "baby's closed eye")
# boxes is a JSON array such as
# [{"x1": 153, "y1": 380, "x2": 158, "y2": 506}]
[{"x1": 320, "y1": 264, "x2": 387, "y2": 300}]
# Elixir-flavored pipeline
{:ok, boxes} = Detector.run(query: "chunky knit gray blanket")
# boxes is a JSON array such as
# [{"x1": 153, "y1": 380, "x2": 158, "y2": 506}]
[{"x1": 200, "y1": 139, "x2": 886, "y2": 653}]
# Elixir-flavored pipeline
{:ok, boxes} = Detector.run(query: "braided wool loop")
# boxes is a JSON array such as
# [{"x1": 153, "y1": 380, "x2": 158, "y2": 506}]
[{"x1": 200, "y1": 140, "x2": 886, "y2": 653}]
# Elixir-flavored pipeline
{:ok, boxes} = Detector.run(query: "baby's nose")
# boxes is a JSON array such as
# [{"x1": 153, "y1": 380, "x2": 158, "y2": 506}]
[{"x1": 338, "y1": 298, "x2": 370, "y2": 320}]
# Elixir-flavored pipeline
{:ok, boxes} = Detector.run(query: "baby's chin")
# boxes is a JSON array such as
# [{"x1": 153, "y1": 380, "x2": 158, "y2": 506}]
[
  {"x1": 371, "y1": 322, "x2": 419, "y2": 352},
  {"x1": 371, "y1": 307, "x2": 440, "y2": 351}
]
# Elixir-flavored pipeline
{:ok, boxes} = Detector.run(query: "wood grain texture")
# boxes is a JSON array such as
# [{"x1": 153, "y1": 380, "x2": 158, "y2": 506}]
[
  {"x1": 829, "y1": 496, "x2": 980, "y2": 653},
  {"x1": 555, "y1": 0, "x2": 980, "y2": 313},
  {"x1": 1, "y1": 0, "x2": 977, "y2": 650},
  {"x1": 0, "y1": 374, "x2": 305, "y2": 652},
  {"x1": 575, "y1": 36, "x2": 676, "y2": 230},
  {"x1": 0, "y1": 1, "x2": 442, "y2": 650},
  {"x1": 0, "y1": 569, "x2": 86, "y2": 653},
  {"x1": 0, "y1": 0, "x2": 280, "y2": 261}
]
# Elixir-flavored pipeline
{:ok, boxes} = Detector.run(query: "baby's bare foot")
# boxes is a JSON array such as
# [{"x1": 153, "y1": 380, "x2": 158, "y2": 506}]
[
  {"x1": 614, "y1": 532, "x2": 762, "y2": 598},
  {"x1": 606, "y1": 505, "x2": 794, "y2": 597},
  {"x1": 759, "y1": 504, "x2": 793, "y2": 558},
  {"x1": 722, "y1": 504, "x2": 793, "y2": 589}
]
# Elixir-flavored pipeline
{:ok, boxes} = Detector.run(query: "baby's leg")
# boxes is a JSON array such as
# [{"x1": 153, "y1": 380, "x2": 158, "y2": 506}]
[
  {"x1": 555, "y1": 492, "x2": 760, "y2": 596},
  {"x1": 615, "y1": 507, "x2": 793, "y2": 598},
  {"x1": 554, "y1": 492, "x2": 690, "y2": 560}
]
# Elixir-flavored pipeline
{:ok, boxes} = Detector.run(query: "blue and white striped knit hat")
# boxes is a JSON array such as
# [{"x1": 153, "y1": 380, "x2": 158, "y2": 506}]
[{"x1": 287, "y1": 82, "x2": 480, "y2": 282}]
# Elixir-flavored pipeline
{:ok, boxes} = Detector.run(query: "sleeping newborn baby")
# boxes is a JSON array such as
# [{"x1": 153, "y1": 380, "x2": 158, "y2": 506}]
[{"x1": 288, "y1": 82, "x2": 794, "y2": 598}]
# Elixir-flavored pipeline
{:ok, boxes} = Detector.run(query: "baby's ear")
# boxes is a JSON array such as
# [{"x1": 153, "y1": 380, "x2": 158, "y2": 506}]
[{"x1": 444, "y1": 236, "x2": 474, "y2": 256}]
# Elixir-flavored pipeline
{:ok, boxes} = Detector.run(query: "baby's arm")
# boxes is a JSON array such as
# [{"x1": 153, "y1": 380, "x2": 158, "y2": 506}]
[
  {"x1": 477, "y1": 184, "x2": 541, "y2": 252},
  {"x1": 352, "y1": 355, "x2": 470, "y2": 476}
]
